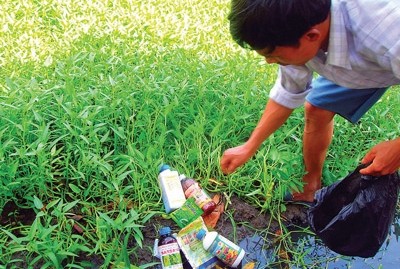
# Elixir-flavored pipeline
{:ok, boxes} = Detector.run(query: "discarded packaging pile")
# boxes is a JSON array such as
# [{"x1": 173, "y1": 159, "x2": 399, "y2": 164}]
[{"x1": 154, "y1": 164, "x2": 245, "y2": 269}]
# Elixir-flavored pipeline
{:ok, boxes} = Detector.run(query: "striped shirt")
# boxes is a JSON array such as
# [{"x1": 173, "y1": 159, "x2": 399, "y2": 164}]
[{"x1": 269, "y1": 0, "x2": 400, "y2": 109}]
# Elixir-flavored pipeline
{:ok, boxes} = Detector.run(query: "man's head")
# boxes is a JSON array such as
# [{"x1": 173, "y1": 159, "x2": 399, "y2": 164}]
[{"x1": 229, "y1": 0, "x2": 331, "y2": 52}]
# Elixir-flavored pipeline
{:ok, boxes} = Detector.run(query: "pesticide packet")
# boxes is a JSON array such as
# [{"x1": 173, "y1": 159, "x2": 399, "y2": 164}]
[
  {"x1": 170, "y1": 197, "x2": 203, "y2": 228},
  {"x1": 176, "y1": 217, "x2": 222, "y2": 269}
]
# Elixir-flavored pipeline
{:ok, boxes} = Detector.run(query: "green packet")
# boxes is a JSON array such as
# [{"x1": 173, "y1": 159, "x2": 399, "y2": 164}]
[{"x1": 170, "y1": 197, "x2": 203, "y2": 228}]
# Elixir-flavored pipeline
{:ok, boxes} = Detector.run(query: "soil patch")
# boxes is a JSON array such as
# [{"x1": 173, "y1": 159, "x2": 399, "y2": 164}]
[
  {"x1": 0, "y1": 200, "x2": 36, "y2": 232},
  {"x1": 1, "y1": 195, "x2": 308, "y2": 268},
  {"x1": 136, "y1": 194, "x2": 309, "y2": 268}
]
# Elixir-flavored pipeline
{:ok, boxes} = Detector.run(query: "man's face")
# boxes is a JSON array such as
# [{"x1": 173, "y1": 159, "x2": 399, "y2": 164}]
[
  {"x1": 256, "y1": 46, "x2": 314, "y2": 66},
  {"x1": 256, "y1": 30, "x2": 322, "y2": 66}
]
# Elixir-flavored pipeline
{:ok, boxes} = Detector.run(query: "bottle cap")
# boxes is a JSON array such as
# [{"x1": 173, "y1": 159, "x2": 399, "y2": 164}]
[
  {"x1": 159, "y1": 226, "x2": 171, "y2": 236},
  {"x1": 159, "y1": 164, "x2": 171, "y2": 173},
  {"x1": 196, "y1": 229, "x2": 206, "y2": 240},
  {"x1": 179, "y1": 174, "x2": 186, "y2": 181}
]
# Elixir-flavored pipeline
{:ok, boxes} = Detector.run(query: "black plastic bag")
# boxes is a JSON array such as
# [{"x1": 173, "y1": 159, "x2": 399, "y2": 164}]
[{"x1": 308, "y1": 164, "x2": 400, "y2": 258}]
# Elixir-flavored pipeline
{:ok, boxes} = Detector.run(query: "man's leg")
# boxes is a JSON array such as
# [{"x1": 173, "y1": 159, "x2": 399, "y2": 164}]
[
  {"x1": 289, "y1": 76, "x2": 388, "y2": 202},
  {"x1": 293, "y1": 102, "x2": 335, "y2": 202}
]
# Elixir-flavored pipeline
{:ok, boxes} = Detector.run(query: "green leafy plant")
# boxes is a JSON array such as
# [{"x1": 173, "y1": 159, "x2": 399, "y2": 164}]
[{"x1": 0, "y1": 0, "x2": 398, "y2": 267}]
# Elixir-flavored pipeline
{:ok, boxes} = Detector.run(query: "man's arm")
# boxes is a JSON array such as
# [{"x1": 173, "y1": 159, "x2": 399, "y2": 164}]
[{"x1": 220, "y1": 99, "x2": 293, "y2": 174}]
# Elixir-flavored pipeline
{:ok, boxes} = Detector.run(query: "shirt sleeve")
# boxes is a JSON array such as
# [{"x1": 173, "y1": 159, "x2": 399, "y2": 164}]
[
  {"x1": 347, "y1": 0, "x2": 400, "y2": 82},
  {"x1": 269, "y1": 65, "x2": 314, "y2": 109},
  {"x1": 388, "y1": 42, "x2": 400, "y2": 80}
]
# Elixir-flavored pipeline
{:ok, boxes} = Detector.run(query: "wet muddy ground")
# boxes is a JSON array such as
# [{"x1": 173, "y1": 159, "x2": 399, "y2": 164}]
[
  {"x1": 2, "y1": 195, "x2": 399, "y2": 268},
  {"x1": 138, "y1": 194, "x2": 400, "y2": 269},
  {"x1": 1, "y1": 195, "x2": 307, "y2": 268},
  {"x1": 137, "y1": 194, "x2": 310, "y2": 268}
]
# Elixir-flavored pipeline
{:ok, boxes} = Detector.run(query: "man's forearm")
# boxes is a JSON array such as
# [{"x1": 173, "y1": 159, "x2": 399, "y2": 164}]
[{"x1": 245, "y1": 98, "x2": 294, "y2": 152}]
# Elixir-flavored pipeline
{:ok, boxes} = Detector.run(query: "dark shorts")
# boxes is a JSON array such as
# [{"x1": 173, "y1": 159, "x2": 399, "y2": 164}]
[{"x1": 306, "y1": 76, "x2": 388, "y2": 124}]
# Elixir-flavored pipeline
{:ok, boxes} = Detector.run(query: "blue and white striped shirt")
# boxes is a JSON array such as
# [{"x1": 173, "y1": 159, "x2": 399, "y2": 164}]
[{"x1": 270, "y1": 0, "x2": 400, "y2": 109}]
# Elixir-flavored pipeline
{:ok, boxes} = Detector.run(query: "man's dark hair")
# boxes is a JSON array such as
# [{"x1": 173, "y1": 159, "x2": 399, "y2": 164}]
[{"x1": 229, "y1": 0, "x2": 331, "y2": 51}]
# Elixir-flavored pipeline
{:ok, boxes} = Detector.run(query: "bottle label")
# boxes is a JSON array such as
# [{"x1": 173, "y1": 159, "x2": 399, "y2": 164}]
[
  {"x1": 158, "y1": 242, "x2": 183, "y2": 269},
  {"x1": 208, "y1": 235, "x2": 241, "y2": 266},
  {"x1": 164, "y1": 175, "x2": 182, "y2": 193},
  {"x1": 184, "y1": 184, "x2": 212, "y2": 208},
  {"x1": 162, "y1": 174, "x2": 185, "y2": 205}
]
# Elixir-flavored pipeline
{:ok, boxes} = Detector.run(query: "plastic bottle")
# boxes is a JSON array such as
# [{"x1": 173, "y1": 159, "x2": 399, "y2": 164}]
[
  {"x1": 180, "y1": 175, "x2": 216, "y2": 216},
  {"x1": 158, "y1": 164, "x2": 186, "y2": 213},
  {"x1": 157, "y1": 226, "x2": 184, "y2": 269},
  {"x1": 196, "y1": 228, "x2": 245, "y2": 268}
]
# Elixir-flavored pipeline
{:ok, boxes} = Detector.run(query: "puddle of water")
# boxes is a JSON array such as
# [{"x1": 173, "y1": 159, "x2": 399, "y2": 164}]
[
  {"x1": 292, "y1": 210, "x2": 400, "y2": 269},
  {"x1": 239, "y1": 234, "x2": 276, "y2": 267},
  {"x1": 239, "y1": 210, "x2": 400, "y2": 269}
]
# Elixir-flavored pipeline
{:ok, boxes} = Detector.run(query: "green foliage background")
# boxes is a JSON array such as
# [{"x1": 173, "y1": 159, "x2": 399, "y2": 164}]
[{"x1": 0, "y1": 0, "x2": 398, "y2": 268}]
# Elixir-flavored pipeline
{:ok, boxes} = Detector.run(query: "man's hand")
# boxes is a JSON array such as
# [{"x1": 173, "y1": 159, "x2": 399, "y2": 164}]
[
  {"x1": 220, "y1": 144, "x2": 255, "y2": 175},
  {"x1": 360, "y1": 138, "x2": 400, "y2": 176},
  {"x1": 220, "y1": 99, "x2": 294, "y2": 175}
]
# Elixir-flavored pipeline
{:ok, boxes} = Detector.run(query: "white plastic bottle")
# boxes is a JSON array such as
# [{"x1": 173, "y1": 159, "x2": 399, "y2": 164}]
[
  {"x1": 196, "y1": 228, "x2": 245, "y2": 268},
  {"x1": 158, "y1": 164, "x2": 186, "y2": 213}
]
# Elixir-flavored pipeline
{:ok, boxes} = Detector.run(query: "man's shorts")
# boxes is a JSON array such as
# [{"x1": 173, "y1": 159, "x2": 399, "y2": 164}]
[{"x1": 306, "y1": 76, "x2": 388, "y2": 124}]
